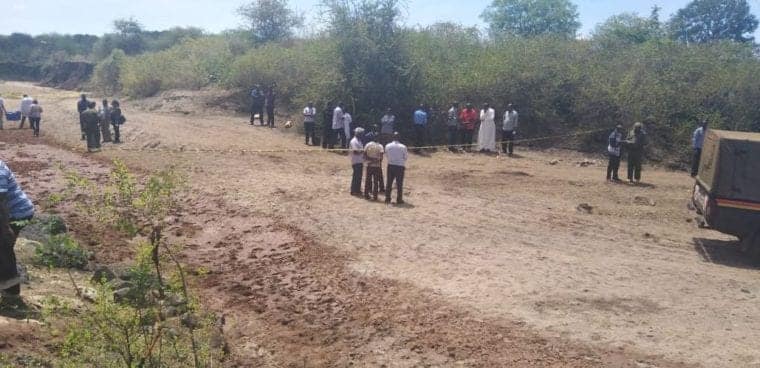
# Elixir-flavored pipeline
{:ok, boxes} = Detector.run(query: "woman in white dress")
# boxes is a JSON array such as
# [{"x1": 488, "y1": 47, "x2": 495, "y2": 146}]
[{"x1": 478, "y1": 103, "x2": 496, "y2": 152}]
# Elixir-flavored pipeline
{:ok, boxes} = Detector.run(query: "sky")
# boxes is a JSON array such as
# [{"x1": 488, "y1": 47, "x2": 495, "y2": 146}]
[{"x1": 1, "y1": 0, "x2": 760, "y2": 38}]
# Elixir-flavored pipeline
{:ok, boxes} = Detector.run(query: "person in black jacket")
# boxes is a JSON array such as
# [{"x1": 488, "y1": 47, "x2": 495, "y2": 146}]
[
  {"x1": 321, "y1": 102, "x2": 333, "y2": 149},
  {"x1": 110, "y1": 100, "x2": 125, "y2": 144},
  {"x1": 265, "y1": 84, "x2": 276, "y2": 128},
  {"x1": 77, "y1": 94, "x2": 88, "y2": 140}
]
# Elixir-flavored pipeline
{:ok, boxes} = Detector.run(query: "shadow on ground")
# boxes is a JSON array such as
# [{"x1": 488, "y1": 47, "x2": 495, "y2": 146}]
[{"x1": 693, "y1": 237, "x2": 759, "y2": 270}]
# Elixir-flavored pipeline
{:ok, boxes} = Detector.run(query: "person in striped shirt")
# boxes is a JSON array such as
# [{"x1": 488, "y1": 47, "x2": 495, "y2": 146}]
[{"x1": 0, "y1": 160, "x2": 35, "y2": 295}]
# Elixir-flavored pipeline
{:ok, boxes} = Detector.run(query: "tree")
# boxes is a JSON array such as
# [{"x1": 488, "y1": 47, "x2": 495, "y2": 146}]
[
  {"x1": 237, "y1": 0, "x2": 304, "y2": 44},
  {"x1": 481, "y1": 0, "x2": 581, "y2": 39},
  {"x1": 113, "y1": 17, "x2": 145, "y2": 55},
  {"x1": 593, "y1": 8, "x2": 664, "y2": 48},
  {"x1": 322, "y1": 0, "x2": 418, "y2": 123},
  {"x1": 668, "y1": 0, "x2": 759, "y2": 43}
]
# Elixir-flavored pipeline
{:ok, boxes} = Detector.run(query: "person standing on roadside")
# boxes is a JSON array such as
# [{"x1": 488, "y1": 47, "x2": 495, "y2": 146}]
[
  {"x1": 110, "y1": 100, "x2": 125, "y2": 144},
  {"x1": 82, "y1": 102, "x2": 101, "y2": 152},
  {"x1": 446, "y1": 102, "x2": 460, "y2": 152},
  {"x1": 478, "y1": 103, "x2": 496, "y2": 153},
  {"x1": 265, "y1": 84, "x2": 276, "y2": 128},
  {"x1": 19, "y1": 94, "x2": 33, "y2": 129},
  {"x1": 332, "y1": 103, "x2": 346, "y2": 149},
  {"x1": 250, "y1": 85, "x2": 265, "y2": 125},
  {"x1": 363, "y1": 133, "x2": 384, "y2": 201},
  {"x1": 459, "y1": 103, "x2": 478, "y2": 152},
  {"x1": 343, "y1": 109, "x2": 353, "y2": 145},
  {"x1": 385, "y1": 132, "x2": 408, "y2": 205},
  {"x1": 28, "y1": 100, "x2": 43, "y2": 137},
  {"x1": 606, "y1": 125, "x2": 623, "y2": 182},
  {"x1": 380, "y1": 107, "x2": 395, "y2": 146},
  {"x1": 624, "y1": 122, "x2": 647, "y2": 184},
  {"x1": 502, "y1": 104, "x2": 519, "y2": 156},
  {"x1": 77, "y1": 94, "x2": 88, "y2": 140},
  {"x1": 0, "y1": 94, "x2": 7, "y2": 130},
  {"x1": 413, "y1": 105, "x2": 428, "y2": 152},
  {"x1": 0, "y1": 160, "x2": 35, "y2": 296},
  {"x1": 321, "y1": 102, "x2": 332, "y2": 149},
  {"x1": 98, "y1": 99, "x2": 112, "y2": 143},
  {"x1": 303, "y1": 102, "x2": 317, "y2": 146},
  {"x1": 349, "y1": 127, "x2": 365, "y2": 196},
  {"x1": 691, "y1": 120, "x2": 708, "y2": 177}
]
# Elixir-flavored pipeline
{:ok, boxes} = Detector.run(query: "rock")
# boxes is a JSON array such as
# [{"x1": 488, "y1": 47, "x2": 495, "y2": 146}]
[
  {"x1": 549, "y1": 159, "x2": 560, "y2": 165},
  {"x1": 577, "y1": 159, "x2": 596, "y2": 167},
  {"x1": 181, "y1": 313, "x2": 199, "y2": 329},
  {"x1": 113, "y1": 288, "x2": 133, "y2": 303},
  {"x1": 633, "y1": 196, "x2": 656, "y2": 206},
  {"x1": 81, "y1": 287, "x2": 98, "y2": 302},
  {"x1": 576, "y1": 203, "x2": 594, "y2": 214},
  {"x1": 741, "y1": 288, "x2": 751, "y2": 294},
  {"x1": 91, "y1": 266, "x2": 117, "y2": 284}
]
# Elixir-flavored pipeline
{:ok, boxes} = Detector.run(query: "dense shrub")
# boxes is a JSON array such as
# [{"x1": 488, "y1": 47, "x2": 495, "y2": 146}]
[{"x1": 33, "y1": 234, "x2": 90, "y2": 269}]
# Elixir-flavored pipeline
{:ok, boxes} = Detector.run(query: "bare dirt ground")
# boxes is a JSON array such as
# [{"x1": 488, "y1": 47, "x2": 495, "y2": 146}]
[{"x1": 1, "y1": 81, "x2": 758, "y2": 367}]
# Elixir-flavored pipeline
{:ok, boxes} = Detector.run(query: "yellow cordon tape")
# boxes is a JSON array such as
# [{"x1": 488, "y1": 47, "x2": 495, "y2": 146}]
[{"x1": 76, "y1": 128, "x2": 607, "y2": 156}]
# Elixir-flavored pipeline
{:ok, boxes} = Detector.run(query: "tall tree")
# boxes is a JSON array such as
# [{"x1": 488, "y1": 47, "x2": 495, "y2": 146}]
[
  {"x1": 113, "y1": 17, "x2": 145, "y2": 55},
  {"x1": 668, "y1": 0, "x2": 758, "y2": 43},
  {"x1": 322, "y1": 0, "x2": 418, "y2": 122},
  {"x1": 593, "y1": 8, "x2": 664, "y2": 48},
  {"x1": 237, "y1": 0, "x2": 304, "y2": 44},
  {"x1": 481, "y1": 0, "x2": 581, "y2": 39}
]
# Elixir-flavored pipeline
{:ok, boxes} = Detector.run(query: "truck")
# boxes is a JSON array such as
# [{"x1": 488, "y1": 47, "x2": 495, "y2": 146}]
[{"x1": 692, "y1": 129, "x2": 760, "y2": 258}]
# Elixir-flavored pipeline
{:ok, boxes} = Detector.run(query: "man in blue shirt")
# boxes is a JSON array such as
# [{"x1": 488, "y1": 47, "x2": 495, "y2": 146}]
[
  {"x1": 0, "y1": 160, "x2": 34, "y2": 295},
  {"x1": 691, "y1": 120, "x2": 708, "y2": 177},
  {"x1": 413, "y1": 104, "x2": 428, "y2": 153}
]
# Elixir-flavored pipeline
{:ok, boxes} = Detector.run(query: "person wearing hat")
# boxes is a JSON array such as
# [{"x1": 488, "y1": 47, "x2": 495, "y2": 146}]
[
  {"x1": 624, "y1": 122, "x2": 647, "y2": 183},
  {"x1": 363, "y1": 133, "x2": 384, "y2": 200},
  {"x1": 349, "y1": 127, "x2": 365, "y2": 196},
  {"x1": 606, "y1": 124, "x2": 624, "y2": 182},
  {"x1": 385, "y1": 132, "x2": 408, "y2": 205}
]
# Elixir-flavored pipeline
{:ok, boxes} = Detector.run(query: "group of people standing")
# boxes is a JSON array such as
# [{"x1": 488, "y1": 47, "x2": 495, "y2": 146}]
[
  {"x1": 606, "y1": 122, "x2": 647, "y2": 183},
  {"x1": 0, "y1": 94, "x2": 44, "y2": 137},
  {"x1": 444, "y1": 102, "x2": 520, "y2": 155},
  {"x1": 249, "y1": 84, "x2": 277, "y2": 128},
  {"x1": 77, "y1": 94, "x2": 125, "y2": 152},
  {"x1": 348, "y1": 128, "x2": 409, "y2": 205}
]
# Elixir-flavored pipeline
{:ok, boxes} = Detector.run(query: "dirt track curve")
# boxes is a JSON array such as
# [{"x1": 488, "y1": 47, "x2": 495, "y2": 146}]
[{"x1": 1, "y1": 81, "x2": 758, "y2": 367}]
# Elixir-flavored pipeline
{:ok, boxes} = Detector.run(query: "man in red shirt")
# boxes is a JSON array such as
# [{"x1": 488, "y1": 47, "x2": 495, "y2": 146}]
[{"x1": 459, "y1": 103, "x2": 478, "y2": 152}]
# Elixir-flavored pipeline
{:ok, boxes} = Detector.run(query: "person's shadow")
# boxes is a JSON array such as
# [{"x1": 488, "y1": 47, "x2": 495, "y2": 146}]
[{"x1": 693, "y1": 237, "x2": 759, "y2": 270}]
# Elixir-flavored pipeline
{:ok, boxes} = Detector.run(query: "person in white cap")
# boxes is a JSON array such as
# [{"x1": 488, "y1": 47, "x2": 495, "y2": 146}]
[{"x1": 349, "y1": 127, "x2": 365, "y2": 196}]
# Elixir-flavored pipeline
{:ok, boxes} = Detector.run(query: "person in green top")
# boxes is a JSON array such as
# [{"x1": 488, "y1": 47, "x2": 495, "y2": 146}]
[
  {"x1": 81, "y1": 102, "x2": 102, "y2": 152},
  {"x1": 624, "y1": 122, "x2": 647, "y2": 183}
]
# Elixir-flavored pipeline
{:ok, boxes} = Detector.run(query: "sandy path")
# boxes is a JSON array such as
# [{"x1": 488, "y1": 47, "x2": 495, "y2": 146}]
[{"x1": 2, "y1": 82, "x2": 757, "y2": 367}]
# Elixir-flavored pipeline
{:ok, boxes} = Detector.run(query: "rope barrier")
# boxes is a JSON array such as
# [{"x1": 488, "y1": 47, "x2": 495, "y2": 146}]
[{"x1": 91, "y1": 128, "x2": 608, "y2": 156}]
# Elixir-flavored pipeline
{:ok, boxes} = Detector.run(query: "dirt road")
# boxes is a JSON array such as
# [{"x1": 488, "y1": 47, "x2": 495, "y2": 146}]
[{"x1": 1, "y1": 82, "x2": 758, "y2": 367}]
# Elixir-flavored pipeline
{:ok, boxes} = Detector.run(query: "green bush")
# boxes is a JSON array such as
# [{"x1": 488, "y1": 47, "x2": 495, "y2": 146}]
[
  {"x1": 91, "y1": 49, "x2": 126, "y2": 95},
  {"x1": 122, "y1": 37, "x2": 234, "y2": 97},
  {"x1": 33, "y1": 234, "x2": 90, "y2": 270}
]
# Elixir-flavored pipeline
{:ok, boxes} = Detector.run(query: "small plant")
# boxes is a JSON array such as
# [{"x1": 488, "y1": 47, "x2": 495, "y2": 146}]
[
  {"x1": 45, "y1": 193, "x2": 64, "y2": 208},
  {"x1": 32, "y1": 234, "x2": 90, "y2": 270}
]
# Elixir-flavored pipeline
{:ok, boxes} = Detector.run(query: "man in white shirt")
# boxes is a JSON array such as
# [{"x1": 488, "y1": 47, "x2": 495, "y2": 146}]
[
  {"x1": 349, "y1": 127, "x2": 365, "y2": 196},
  {"x1": 332, "y1": 103, "x2": 346, "y2": 149},
  {"x1": 303, "y1": 102, "x2": 317, "y2": 146},
  {"x1": 343, "y1": 110, "x2": 353, "y2": 146},
  {"x1": 502, "y1": 104, "x2": 519, "y2": 156},
  {"x1": 19, "y1": 94, "x2": 33, "y2": 129},
  {"x1": 0, "y1": 95, "x2": 6, "y2": 130},
  {"x1": 385, "y1": 132, "x2": 408, "y2": 205}
]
